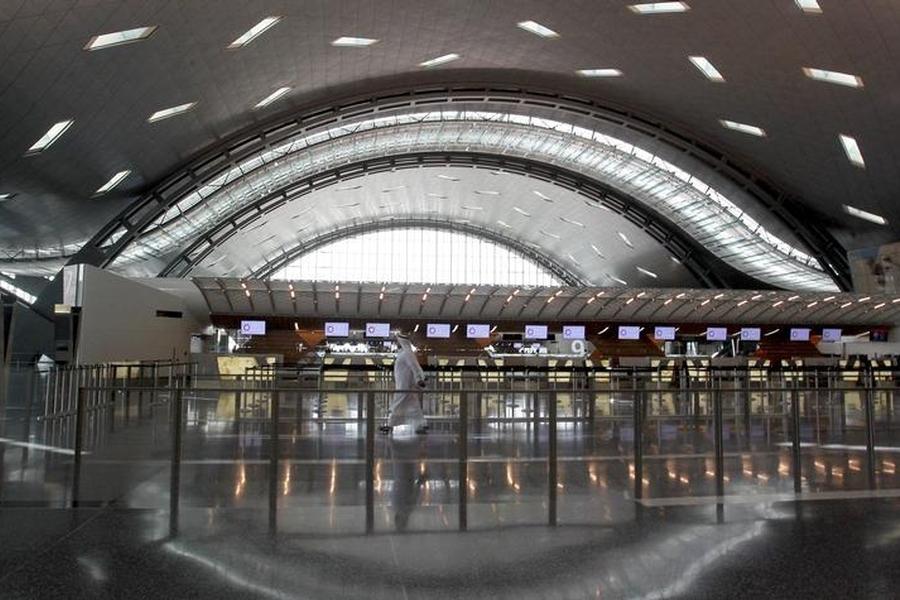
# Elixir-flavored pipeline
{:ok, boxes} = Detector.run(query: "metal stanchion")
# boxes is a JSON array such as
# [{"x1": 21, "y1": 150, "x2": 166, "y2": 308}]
[
  {"x1": 365, "y1": 391, "x2": 375, "y2": 534},
  {"x1": 169, "y1": 387, "x2": 183, "y2": 536},
  {"x1": 548, "y1": 391, "x2": 558, "y2": 526},
  {"x1": 459, "y1": 391, "x2": 468, "y2": 531},
  {"x1": 269, "y1": 390, "x2": 280, "y2": 536},
  {"x1": 71, "y1": 387, "x2": 86, "y2": 508},
  {"x1": 791, "y1": 386, "x2": 802, "y2": 494}
]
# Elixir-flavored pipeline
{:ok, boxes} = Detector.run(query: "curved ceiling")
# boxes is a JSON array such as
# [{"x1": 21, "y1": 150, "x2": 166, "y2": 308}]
[{"x1": 0, "y1": 0, "x2": 896, "y2": 288}]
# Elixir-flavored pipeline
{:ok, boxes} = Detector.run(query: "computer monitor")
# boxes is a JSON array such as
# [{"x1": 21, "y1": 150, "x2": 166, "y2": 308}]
[
  {"x1": 822, "y1": 328, "x2": 842, "y2": 343},
  {"x1": 524, "y1": 325, "x2": 548, "y2": 340},
  {"x1": 562, "y1": 325, "x2": 586, "y2": 340},
  {"x1": 618, "y1": 326, "x2": 640, "y2": 340},
  {"x1": 654, "y1": 326, "x2": 676, "y2": 341},
  {"x1": 240, "y1": 320, "x2": 266, "y2": 336},
  {"x1": 740, "y1": 327, "x2": 761, "y2": 341},
  {"x1": 426, "y1": 323, "x2": 451, "y2": 338},
  {"x1": 466, "y1": 324, "x2": 491, "y2": 339},
  {"x1": 365, "y1": 322, "x2": 390, "y2": 338},
  {"x1": 706, "y1": 327, "x2": 727, "y2": 342},
  {"x1": 790, "y1": 328, "x2": 811, "y2": 342}
]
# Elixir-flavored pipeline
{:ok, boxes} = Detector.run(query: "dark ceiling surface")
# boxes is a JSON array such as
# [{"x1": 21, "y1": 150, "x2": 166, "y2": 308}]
[{"x1": 0, "y1": 0, "x2": 898, "y2": 257}]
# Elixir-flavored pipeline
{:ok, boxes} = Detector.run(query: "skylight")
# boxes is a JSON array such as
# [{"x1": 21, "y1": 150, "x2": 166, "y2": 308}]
[
  {"x1": 517, "y1": 20, "x2": 559, "y2": 38},
  {"x1": 628, "y1": 2, "x2": 690, "y2": 14},
  {"x1": 95, "y1": 170, "x2": 132, "y2": 195},
  {"x1": 688, "y1": 56, "x2": 725, "y2": 82},
  {"x1": 802, "y1": 67, "x2": 864, "y2": 88},
  {"x1": 84, "y1": 26, "x2": 157, "y2": 51},
  {"x1": 332, "y1": 37, "x2": 378, "y2": 47},
  {"x1": 148, "y1": 102, "x2": 197, "y2": 123},
  {"x1": 419, "y1": 53, "x2": 460, "y2": 67},
  {"x1": 26, "y1": 119, "x2": 74, "y2": 155},
  {"x1": 576, "y1": 68, "x2": 623, "y2": 78},
  {"x1": 795, "y1": 0, "x2": 822, "y2": 13},
  {"x1": 254, "y1": 87, "x2": 291, "y2": 109},
  {"x1": 838, "y1": 134, "x2": 865, "y2": 168},
  {"x1": 228, "y1": 16, "x2": 282, "y2": 48},
  {"x1": 842, "y1": 204, "x2": 886, "y2": 226},
  {"x1": 720, "y1": 119, "x2": 766, "y2": 137}
]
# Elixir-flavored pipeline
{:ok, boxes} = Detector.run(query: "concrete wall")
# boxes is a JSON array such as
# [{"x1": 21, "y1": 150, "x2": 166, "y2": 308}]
[{"x1": 75, "y1": 265, "x2": 207, "y2": 364}]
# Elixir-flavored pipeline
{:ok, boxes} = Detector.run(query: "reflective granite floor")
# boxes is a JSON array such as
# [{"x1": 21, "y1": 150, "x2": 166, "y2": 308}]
[{"x1": 2, "y1": 391, "x2": 900, "y2": 598}]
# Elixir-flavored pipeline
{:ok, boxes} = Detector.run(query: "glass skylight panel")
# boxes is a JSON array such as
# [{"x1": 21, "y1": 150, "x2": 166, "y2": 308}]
[
  {"x1": 838, "y1": 134, "x2": 865, "y2": 168},
  {"x1": 26, "y1": 119, "x2": 74, "y2": 155},
  {"x1": 419, "y1": 53, "x2": 460, "y2": 68},
  {"x1": 228, "y1": 16, "x2": 282, "y2": 48},
  {"x1": 720, "y1": 119, "x2": 766, "y2": 137},
  {"x1": 802, "y1": 67, "x2": 863, "y2": 88},
  {"x1": 517, "y1": 20, "x2": 559, "y2": 38},
  {"x1": 842, "y1": 204, "x2": 886, "y2": 226},
  {"x1": 95, "y1": 170, "x2": 132, "y2": 195},
  {"x1": 628, "y1": 2, "x2": 690, "y2": 14},
  {"x1": 84, "y1": 26, "x2": 157, "y2": 51},
  {"x1": 688, "y1": 56, "x2": 725, "y2": 82},
  {"x1": 254, "y1": 87, "x2": 291, "y2": 109},
  {"x1": 148, "y1": 102, "x2": 197, "y2": 123},
  {"x1": 332, "y1": 37, "x2": 378, "y2": 47},
  {"x1": 795, "y1": 0, "x2": 822, "y2": 13},
  {"x1": 576, "y1": 68, "x2": 623, "y2": 78}
]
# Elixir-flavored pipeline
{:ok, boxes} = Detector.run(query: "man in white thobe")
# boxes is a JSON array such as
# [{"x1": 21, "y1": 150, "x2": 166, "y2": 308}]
[{"x1": 385, "y1": 333, "x2": 427, "y2": 434}]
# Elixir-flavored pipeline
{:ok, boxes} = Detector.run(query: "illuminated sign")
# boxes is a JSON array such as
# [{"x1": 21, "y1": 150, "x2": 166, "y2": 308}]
[
  {"x1": 240, "y1": 320, "x2": 266, "y2": 336},
  {"x1": 822, "y1": 328, "x2": 842, "y2": 343},
  {"x1": 426, "y1": 323, "x2": 451, "y2": 338},
  {"x1": 524, "y1": 325, "x2": 548, "y2": 340},
  {"x1": 654, "y1": 326, "x2": 676, "y2": 341},
  {"x1": 365, "y1": 322, "x2": 390, "y2": 338},
  {"x1": 466, "y1": 324, "x2": 491, "y2": 339},
  {"x1": 740, "y1": 327, "x2": 761, "y2": 341},
  {"x1": 562, "y1": 325, "x2": 586, "y2": 340},
  {"x1": 706, "y1": 327, "x2": 727, "y2": 341},
  {"x1": 324, "y1": 322, "x2": 350, "y2": 337},
  {"x1": 790, "y1": 328, "x2": 811, "y2": 342},
  {"x1": 618, "y1": 326, "x2": 640, "y2": 340}
]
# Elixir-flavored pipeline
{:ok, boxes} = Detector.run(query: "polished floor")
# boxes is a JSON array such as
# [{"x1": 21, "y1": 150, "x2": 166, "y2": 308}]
[{"x1": 2, "y1": 388, "x2": 900, "y2": 598}]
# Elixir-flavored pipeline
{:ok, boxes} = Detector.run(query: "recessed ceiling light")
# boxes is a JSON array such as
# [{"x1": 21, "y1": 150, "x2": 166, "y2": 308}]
[
  {"x1": 637, "y1": 266, "x2": 658, "y2": 279},
  {"x1": 513, "y1": 206, "x2": 531, "y2": 217},
  {"x1": 842, "y1": 204, "x2": 886, "y2": 225},
  {"x1": 332, "y1": 36, "x2": 378, "y2": 47},
  {"x1": 618, "y1": 231, "x2": 634, "y2": 248},
  {"x1": 795, "y1": 0, "x2": 822, "y2": 13},
  {"x1": 427, "y1": 193, "x2": 448, "y2": 199},
  {"x1": 688, "y1": 56, "x2": 725, "y2": 82},
  {"x1": 436, "y1": 174, "x2": 459, "y2": 181},
  {"x1": 474, "y1": 190, "x2": 500, "y2": 196},
  {"x1": 419, "y1": 53, "x2": 460, "y2": 68},
  {"x1": 576, "y1": 68, "x2": 623, "y2": 78},
  {"x1": 26, "y1": 119, "x2": 74, "y2": 155},
  {"x1": 609, "y1": 275, "x2": 628, "y2": 286},
  {"x1": 94, "y1": 170, "x2": 132, "y2": 195},
  {"x1": 533, "y1": 190, "x2": 553, "y2": 202},
  {"x1": 254, "y1": 87, "x2": 291, "y2": 109},
  {"x1": 460, "y1": 205, "x2": 484, "y2": 211},
  {"x1": 228, "y1": 16, "x2": 282, "y2": 49},
  {"x1": 148, "y1": 102, "x2": 197, "y2": 123},
  {"x1": 628, "y1": 2, "x2": 690, "y2": 14},
  {"x1": 497, "y1": 220, "x2": 512, "y2": 229},
  {"x1": 517, "y1": 20, "x2": 559, "y2": 38},
  {"x1": 84, "y1": 26, "x2": 157, "y2": 51},
  {"x1": 802, "y1": 67, "x2": 864, "y2": 88},
  {"x1": 591, "y1": 244, "x2": 606, "y2": 259},
  {"x1": 539, "y1": 230, "x2": 561, "y2": 240},
  {"x1": 0, "y1": 193, "x2": 15, "y2": 201},
  {"x1": 720, "y1": 119, "x2": 766, "y2": 137},
  {"x1": 838, "y1": 134, "x2": 865, "y2": 168}
]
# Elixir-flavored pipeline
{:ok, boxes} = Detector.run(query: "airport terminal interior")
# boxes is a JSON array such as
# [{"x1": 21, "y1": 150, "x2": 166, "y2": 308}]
[{"x1": 3, "y1": 1, "x2": 900, "y2": 598}]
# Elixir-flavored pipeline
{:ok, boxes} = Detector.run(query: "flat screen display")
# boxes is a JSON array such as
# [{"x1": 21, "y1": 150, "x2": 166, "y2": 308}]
[
  {"x1": 618, "y1": 326, "x2": 640, "y2": 340},
  {"x1": 466, "y1": 324, "x2": 491, "y2": 339},
  {"x1": 365, "y1": 322, "x2": 390, "y2": 338},
  {"x1": 654, "y1": 326, "x2": 676, "y2": 341},
  {"x1": 426, "y1": 323, "x2": 451, "y2": 338},
  {"x1": 822, "y1": 328, "x2": 842, "y2": 343},
  {"x1": 790, "y1": 328, "x2": 811, "y2": 342},
  {"x1": 240, "y1": 320, "x2": 266, "y2": 336},
  {"x1": 324, "y1": 322, "x2": 349, "y2": 337},
  {"x1": 524, "y1": 325, "x2": 548, "y2": 340},
  {"x1": 706, "y1": 327, "x2": 728, "y2": 342},
  {"x1": 740, "y1": 327, "x2": 761, "y2": 342},
  {"x1": 562, "y1": 325, "x2": 586, "y2": 340}
]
